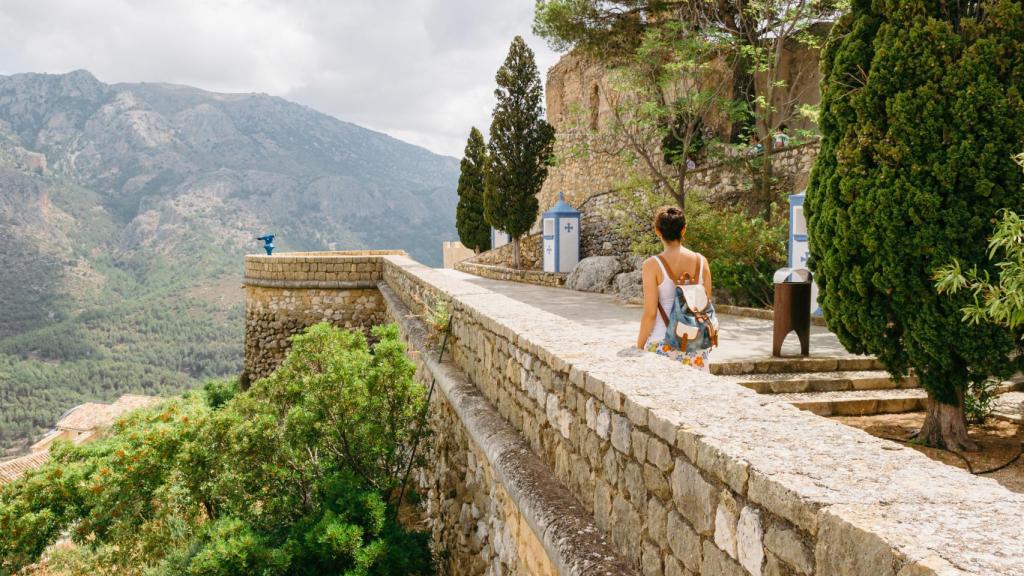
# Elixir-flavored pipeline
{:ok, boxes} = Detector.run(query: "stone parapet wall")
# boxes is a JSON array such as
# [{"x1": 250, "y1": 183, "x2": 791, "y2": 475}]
[
  {"x1": 380, "y1": 254, "x2": 1024, "y2": 576},
  {"x1": 244, "y1": 251, "x2": 403, "y2": 284},
  {"x1": 244, "y1": 252, "x2": 1024, "y2": 575},
  {"x1": 472, "y1": 233, "x2": 543, "y2": 270},
  {"x1": 380, "y1": 283, "x2": 634, "y2": 576},
  {"x1": 455, "y1": 261, "x2": 567, "y2": 288}
]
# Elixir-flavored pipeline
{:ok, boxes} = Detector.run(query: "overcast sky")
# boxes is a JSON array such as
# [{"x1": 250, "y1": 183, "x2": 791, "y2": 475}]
[{"x1": 0, "y1": 0, "x2": 561, "y2": 158}]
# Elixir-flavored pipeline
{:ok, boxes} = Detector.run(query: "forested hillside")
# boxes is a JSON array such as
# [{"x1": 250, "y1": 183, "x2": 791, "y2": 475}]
[{"x1": 0, "y1": 70, "x2": 459, "y2": 454}]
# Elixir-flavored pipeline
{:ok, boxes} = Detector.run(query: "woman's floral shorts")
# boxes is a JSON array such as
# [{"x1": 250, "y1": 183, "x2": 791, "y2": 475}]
[{"x1": 645, "y1": 340, "x2": 711, "y2": 372}]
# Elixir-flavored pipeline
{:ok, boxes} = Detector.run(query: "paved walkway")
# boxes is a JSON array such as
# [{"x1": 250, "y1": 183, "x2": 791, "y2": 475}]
[{"x1": 439, "y1": 269, "x2": 860, "y2": 364}]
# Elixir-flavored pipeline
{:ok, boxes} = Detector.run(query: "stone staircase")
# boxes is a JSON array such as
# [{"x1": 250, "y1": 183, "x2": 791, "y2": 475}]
[{"x1": 713, "y1": 357, "x2": 1024, "y2": 418}]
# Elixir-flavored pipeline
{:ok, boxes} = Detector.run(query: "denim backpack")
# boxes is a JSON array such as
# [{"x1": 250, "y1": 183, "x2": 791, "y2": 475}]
[{"x1": 655, "y1": 254, "x2": 719, "y2": 354}]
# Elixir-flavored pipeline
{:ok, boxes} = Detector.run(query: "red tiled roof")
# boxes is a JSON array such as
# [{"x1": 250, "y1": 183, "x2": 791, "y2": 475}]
[{"x1": 0, "y1": 452, "x2": 49, "y2": 485}]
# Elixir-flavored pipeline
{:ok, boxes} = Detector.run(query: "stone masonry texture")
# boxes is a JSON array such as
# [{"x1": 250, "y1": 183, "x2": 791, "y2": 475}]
[{"x1": 244, "y1": 253, "x2": 1024, "y2": 575}]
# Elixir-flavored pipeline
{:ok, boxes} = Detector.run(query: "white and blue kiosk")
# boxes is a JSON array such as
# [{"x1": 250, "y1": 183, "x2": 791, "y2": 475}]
[
  {"x1": 491, "y1": 228, "x2": 511, "y2": 250},
  {"x1": 542, "y1": 193, "x2": 581, "y2": 273},
  {"x1": 788, "y1": 192, "x2": 822, "y2": 317}
]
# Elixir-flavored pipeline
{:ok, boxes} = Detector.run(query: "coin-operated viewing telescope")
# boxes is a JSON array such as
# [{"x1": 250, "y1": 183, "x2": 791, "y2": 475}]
[{"x1": 256, "y1": 234, "x2": 275, "y2": 256}]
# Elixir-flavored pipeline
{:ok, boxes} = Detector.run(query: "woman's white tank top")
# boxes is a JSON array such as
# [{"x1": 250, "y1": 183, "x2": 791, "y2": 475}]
[{"x1": 646, "y1": 252, "x2": 704, "y2": 347}]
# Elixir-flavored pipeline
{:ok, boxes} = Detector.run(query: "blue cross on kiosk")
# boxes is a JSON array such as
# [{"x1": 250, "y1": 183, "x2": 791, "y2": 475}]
[{"x1": 564, "y1": 222, "x2": 574, "y2": 233}]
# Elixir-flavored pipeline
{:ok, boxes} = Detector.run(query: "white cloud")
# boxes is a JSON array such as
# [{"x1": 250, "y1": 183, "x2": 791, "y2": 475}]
[{"x1": 0, "y1": 0, "x2": 560, "y2": 157}]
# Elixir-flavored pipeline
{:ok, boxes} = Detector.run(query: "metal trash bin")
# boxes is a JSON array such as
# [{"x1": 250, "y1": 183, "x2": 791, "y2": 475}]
[{"x1": 772, "y1": 268, "x2": 812, "y2": 357}]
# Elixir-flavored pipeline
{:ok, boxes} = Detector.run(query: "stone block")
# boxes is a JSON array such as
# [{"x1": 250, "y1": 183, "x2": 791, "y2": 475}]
[
  {"x1": 647, "y1": 438, "x2": 673, "y2": 472},
  {"x1": 596, "y1": 406, "x2": 611, "y2": 440},
  {"x1": 675, "y1": 427, "x2": 701, "y2": 463},
  {"x1": 714, "y1": 492, "x2": 739, "y2": 559},
  {"x1": 814, "y1": 511, "x2": 897, "y2": 576},
  {"x1": 625, "y1": 461, "x2": 647, "y2": 504},
  {"x1": 702, "y1": 539, "x2": 747, "y2": 576},
  {"x1": 696, "y1": 442, "x2": 749, "y2": 495},
  {"x1": 670, "y1": 458, "x2": 718, "y2": 535},
  {"x1": 612, "y1": 494, "x2": 642, "y2": 563},
  {"x1": 594, "y1": 479, "x2": 613, "y2": 532},
  {"x1": 666, "y1": 510, "x2": 702, "y2": 574},
  {"x1": 642, "y1": 539, "x2": 663, "y2": 576},
  {"x1": 644, "y1": 463, "x2": 673, "y2": 501},
  {"x1": 747, "y1": 471, "x2": 817, "y2": 535},
  {"x1": 737, "y1": 507, "x2": 765, "y2": 576},
  {"x1": 632, "y1": 428, "x2": 650, "y2": 463},
  {"x1": 625, "y1": 396, "x2": 649, "y2": 427},
  {"x1": 611, "y1": 413, "x2": 632, "y2": 455},
  {"x1": 647, "y1": 497, "x2": 669, "y2": 548},
  {"x1": 664, "y1": 556, "x2": 689, "y2": 576},
  {"x1": 605, "y1": 387, "x2": 625, "y2": 411},
  {"x1": 764, "y1": 524, "x2": 813, "y2": 575}
]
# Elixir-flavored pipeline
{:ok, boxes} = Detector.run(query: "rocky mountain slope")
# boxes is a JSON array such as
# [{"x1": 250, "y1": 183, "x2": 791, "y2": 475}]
[{"x1": 0, "y1": 70, "x2": 459, "y2": 453}]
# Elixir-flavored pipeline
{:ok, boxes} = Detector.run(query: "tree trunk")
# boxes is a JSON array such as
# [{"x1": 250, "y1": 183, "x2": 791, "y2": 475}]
[
  {"x1": 761, "y1": 148, "x2": 774, "y2": 220},
  {"x1": 511, "y1": 237, "x2": 521, "y2": 269},
  {"x1": 730, "y1": 55, "x2": 756, "y2": 144},
  {"x1": 918, "y1": 391, "x2": 978, "y2": 452}
]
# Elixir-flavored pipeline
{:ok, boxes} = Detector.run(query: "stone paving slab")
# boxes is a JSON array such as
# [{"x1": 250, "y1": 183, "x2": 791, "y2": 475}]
[{"x1": 440, "y1": 269, "x2": 863, "y2": 364}]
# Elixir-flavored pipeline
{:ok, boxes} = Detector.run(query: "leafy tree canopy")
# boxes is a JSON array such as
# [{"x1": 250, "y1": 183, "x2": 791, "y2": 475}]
[
  {"x1": 484, "y1": 36, "x2": 555, "y2": 268},
  {"x1": 456, "y1": 127, "x2": 491, "y2": 252}
]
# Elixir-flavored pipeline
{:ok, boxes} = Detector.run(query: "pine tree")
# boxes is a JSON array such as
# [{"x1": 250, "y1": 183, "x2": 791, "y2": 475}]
[
  {"x1": 807, "y1": 0, "x2": 1024, "y2": 450},
  {"x1": 455, "y1": 127, "x2": 491, "y2": 253},
  {"x1": 484, "y1": 36, "x2": 556, "y2": 269}
]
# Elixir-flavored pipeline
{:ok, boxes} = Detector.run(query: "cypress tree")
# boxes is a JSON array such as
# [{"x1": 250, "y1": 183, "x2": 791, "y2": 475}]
[
  {"x1": 455, "y1": 127, "x2": 491, "y2": 253},
  {"x1": 807, "y1": 0, "x2": 1024, "y2": 450},
  {"x1": 484, "y1": 36, "x2": 556, "y2": 269}
]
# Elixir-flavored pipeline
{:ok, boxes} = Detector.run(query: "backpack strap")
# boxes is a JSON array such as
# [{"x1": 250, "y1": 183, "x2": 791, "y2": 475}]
[
  {"x1": 695, "y1": 254, "x2": 704, "y2": 286},
  {"x1": 651, "y1": 255, "x2": 675, "y2": 325},
  {"x1": 655, "y1": 254, "x2": 683, "y2": 284}
]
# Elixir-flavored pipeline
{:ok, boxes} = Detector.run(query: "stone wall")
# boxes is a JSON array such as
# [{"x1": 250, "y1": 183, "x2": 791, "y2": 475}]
[
  {"x1": 538, "y1": 47, "x2": 822, "y2": 215},
  {"x1": 455, "y1": 261, "x2": 567, "y2": 288},
  {"x1": 244, "y1": 252, "x2": 1024, "y2": 575},
  {"x1": 472, "y1": 233, "x2": 543, "y2": 270}
]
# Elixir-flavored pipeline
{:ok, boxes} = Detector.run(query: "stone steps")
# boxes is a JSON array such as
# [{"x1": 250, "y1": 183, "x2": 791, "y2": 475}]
[
  {"x1": 709, "y1": 356, "x2": 883, "y2": 376},
  {"x1": 736, "y1": 370, "x2": 917, "y2": 394},
  {"x1": 992, "y1": 391, "x2": 1024, "y2": 423},
  {"x1": 769, "y1": 388, "x2": 929, "y2": 417}
]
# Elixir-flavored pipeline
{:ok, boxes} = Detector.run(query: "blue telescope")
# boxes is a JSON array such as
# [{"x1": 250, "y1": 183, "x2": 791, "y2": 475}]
[{"x1": 256, "y1": 234, "x2": 275, "y2": 256}]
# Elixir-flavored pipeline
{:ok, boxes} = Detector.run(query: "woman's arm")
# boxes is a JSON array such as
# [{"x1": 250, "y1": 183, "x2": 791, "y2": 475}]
[{"x1": 637, "y1": 258, "x2": 660, "y2": 349}]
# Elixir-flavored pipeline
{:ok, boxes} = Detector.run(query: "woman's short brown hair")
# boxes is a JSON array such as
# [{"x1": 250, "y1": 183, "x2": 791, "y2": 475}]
[{"x1": 654, "y1": 206, "x2": 686, "y2": 241}]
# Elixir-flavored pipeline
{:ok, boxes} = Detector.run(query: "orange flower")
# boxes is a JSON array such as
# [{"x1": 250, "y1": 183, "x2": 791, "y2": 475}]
[
  {"x1": 694, "y1": 356, "x2": 705, "y2": 367},
  {"x1": 662, "y1": 344, "x2": 671, "y2": 352}
]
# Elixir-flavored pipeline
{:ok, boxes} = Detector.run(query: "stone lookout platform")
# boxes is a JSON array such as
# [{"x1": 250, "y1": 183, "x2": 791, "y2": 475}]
[{"x1": 244, "y1": 251, "x2": 1024, "y2": 576}]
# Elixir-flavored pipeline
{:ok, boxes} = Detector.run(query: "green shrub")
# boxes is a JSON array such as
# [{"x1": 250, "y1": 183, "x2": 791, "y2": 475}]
[
  {"x1": 0, "y1": 323, "x2": 434, "y2": 576},
  {"x1": 609, "y1": 178, "x2": 787, "y2": 307}
]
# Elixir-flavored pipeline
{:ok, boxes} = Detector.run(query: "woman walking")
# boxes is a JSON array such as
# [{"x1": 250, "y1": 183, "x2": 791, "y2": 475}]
[{"x1": 636, "y1": 206, "x2": 715, "y2": 370}]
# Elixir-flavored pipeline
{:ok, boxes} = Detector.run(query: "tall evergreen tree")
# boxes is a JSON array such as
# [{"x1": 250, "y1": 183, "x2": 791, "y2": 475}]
[
  {"x1": 456, "y1": 127, "x2": 491, "y2": 253},
  {"x1": 484, "y1": 36, "x2": 556, "y2": 269},
  {"x1": 807, "y1": 0, "x2": 1024, "y2": 450}
]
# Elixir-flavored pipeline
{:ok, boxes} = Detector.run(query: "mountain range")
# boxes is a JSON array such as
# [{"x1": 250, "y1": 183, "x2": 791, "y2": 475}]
[{"x1": 0, "y1": 70, "x2": 460, "y2": 454}]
